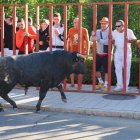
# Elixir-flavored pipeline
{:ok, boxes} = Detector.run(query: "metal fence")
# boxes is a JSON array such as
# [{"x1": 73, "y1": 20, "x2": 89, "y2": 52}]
[{"x1": 0, "y1": 2, "x2": 140, "y2": 95}]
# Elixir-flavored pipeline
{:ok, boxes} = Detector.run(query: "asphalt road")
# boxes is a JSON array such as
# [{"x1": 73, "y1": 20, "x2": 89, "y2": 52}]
[{"x1": 0, "y1": 108, "x2": 140, "y2": 140}]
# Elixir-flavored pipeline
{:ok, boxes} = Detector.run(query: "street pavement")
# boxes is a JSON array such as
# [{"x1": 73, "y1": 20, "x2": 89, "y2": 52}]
[{"x1": 0, "y1": 86, "x2": 140, "y2": 119}]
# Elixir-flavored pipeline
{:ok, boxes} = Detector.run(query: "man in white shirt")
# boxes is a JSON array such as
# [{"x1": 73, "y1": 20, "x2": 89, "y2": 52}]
[
  {"x1": 112, "y1": 20, "x2": 137, "y2": 91},
  {"x1": 47, "y1": 12, "x2": 64, "y2": 51}
]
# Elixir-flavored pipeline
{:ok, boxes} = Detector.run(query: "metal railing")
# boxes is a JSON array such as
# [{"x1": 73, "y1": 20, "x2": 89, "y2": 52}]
[{"x1": 0, "y1": 2, "x2": 140, "y2": 95}]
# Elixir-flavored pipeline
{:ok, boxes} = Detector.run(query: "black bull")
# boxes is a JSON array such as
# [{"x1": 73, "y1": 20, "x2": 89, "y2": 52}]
[{"x1": 0, "y1": 50, "x2": 87, "y2": 111}]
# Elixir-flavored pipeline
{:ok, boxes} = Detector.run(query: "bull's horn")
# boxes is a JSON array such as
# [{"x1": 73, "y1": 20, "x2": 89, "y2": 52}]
[{"x1": 77, "y1": 53, "x2": 87, "y2": 59}]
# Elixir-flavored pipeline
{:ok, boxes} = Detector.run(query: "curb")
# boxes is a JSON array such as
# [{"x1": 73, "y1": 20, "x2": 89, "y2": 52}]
[{"x1": 2, "y1": 103, "x2": 140, "y2": 120}]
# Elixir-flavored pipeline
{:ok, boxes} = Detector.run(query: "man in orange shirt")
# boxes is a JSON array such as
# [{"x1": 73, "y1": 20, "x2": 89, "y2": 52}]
[
  {"x1": 16, "y1": 18, "x2": 36, "y2": 54},
  {"x1": 67, "y1": 17, "x2": 89, "y2": 87}
]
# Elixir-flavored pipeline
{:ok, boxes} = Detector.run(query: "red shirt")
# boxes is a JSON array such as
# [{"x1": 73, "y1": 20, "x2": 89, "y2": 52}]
[
  {"x1": 16, "y1": 26, "x2": 36, "y2": 52},
  {"x1": 68, "y1": 27, "x2": 89, "y2": 55}
]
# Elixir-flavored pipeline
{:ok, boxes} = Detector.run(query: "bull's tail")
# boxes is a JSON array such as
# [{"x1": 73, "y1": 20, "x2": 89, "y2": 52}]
[{"x1": 24, "y1": 86, "x2": 29, "y2": 95}]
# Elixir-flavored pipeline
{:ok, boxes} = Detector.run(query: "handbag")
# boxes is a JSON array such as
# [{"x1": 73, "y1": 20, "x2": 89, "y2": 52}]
[{"x1": 100, "y1": 31, "x2": 108, "y2": 53}]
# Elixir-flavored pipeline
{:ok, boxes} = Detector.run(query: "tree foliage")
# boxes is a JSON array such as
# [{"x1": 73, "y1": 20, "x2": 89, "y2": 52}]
[{"x1": 1, "y1": 0, "x2": 140, "y2": 58}]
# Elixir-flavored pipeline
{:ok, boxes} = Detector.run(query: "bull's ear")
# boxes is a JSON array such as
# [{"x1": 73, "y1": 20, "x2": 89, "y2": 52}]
[
  {"x1": 77, "y1": 53, "x2": 86, "y2": 59},
  {"x1": 72, "y1": 51, "x2": 79, "y2": 56},
  {"x1": 76, "y1": 53, "x2": 86, "y2": 63}
]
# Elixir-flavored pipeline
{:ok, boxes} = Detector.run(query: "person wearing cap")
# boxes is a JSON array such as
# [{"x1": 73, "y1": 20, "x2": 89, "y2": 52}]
[
  {"x1": 67, "y1": 17, "x2": 90, "y2": 87},
  {"x1": 90, "y1": 17, "x2": 111, "y2": 91},
  {"x1": 112, "y1": 20, "x2": 137, "y2": 92}
]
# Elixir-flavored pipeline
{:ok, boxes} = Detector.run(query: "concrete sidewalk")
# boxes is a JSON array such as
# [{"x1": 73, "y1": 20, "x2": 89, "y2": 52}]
[{"x1": 0, "y1": 87, "x2": 140, "y2": 119}]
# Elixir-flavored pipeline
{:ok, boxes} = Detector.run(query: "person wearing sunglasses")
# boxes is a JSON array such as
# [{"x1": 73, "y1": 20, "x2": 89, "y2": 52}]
[{"x1": 112, "y1": 20, "x2": 137, "y2": 92}]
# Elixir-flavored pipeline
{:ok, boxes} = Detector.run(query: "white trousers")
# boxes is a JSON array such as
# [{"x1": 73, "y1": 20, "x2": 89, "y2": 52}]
[{"x1": 114, "y1": 51, "x2": 132, "y2": 88}]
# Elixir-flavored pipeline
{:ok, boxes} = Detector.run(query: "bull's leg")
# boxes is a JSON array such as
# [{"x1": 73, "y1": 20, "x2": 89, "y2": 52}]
[
  {"x1": 57, "y1": 84, "x2": 67, "y2": 103},
  {"x1": 24, "y1": 86, "x2": 28, "y2": 95},
  {"x1": 36, "y1": 81, "x2": 50, "y2": 112},
  {"x1": 1, "y1": 94, "x2": 17, "y2": 108},
  {"x1": 36, "y1": 90, "x2": 48, "y2": 112}
]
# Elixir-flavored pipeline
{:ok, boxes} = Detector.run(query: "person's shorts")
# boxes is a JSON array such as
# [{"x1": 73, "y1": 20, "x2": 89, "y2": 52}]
[{"x1": 96, "y1": 54, "x2": 108, "y2": 73}]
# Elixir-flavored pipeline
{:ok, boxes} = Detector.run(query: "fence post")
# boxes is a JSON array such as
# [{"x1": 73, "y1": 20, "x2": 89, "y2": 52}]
[
  {"x1": 124, "y1": 4, "x2": 129, "y2": 92},
  {"x1": 92, "y1": 4, "x2": 97, "y2": 91},
  {"x1": 63, "y1": 4, "x2": 68, "y2": 91},
  {"x1": 138, "y1": 48, "x2": 140, "y2": 94},
  {"x1": 63, "y1": 4, "x2": 67, "y2": 51},
  {"x1": 24, "y1": 4, "x2": 28, "y2": 55},
  {"x1": 78, "y1": 3, "x2": 82, "y2": 91},
  {"x1": 108, "y1": 3, "x2": 113, "y2": 91},
  {"x1": 12, "y1": 5, "x2": 16, "y2": 55},
  {"x1": 49, "y1": 5, "x2": 53, "y2": 52},
  {"x1": 36, "y1": 5, "x2": 40, "y2": 52},
  {"x1": 1, "y1": 5, "x2": 4, "y2": 57}
]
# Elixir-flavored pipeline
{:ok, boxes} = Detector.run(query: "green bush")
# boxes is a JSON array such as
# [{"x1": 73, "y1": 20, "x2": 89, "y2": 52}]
[{"x1": 82, "y1": 58, "x2": 139, "y2": 86}]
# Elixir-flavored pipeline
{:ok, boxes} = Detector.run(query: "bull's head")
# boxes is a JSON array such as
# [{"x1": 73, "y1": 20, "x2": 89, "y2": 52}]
[{"x1": 71, "y1": 52, "x2": 87, "y2": 74}]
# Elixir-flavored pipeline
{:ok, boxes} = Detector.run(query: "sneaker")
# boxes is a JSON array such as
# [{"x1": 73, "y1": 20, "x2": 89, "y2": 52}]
[
  {"x1": 113, "y1": 87, "x2": 123, "y2": 92},
  {"x1": 101, "y1": 85, "x2": 107, "y2": 91},
  {"x1": 96, "y1": 83, "x2": 104, "y2": 90}
]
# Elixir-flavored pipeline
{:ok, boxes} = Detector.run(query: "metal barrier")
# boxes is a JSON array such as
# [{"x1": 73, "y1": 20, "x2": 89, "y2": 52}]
[
  {"x1": 0, "y1": 2, "x2": 140, "y2": 95},
  {"x1": 0, "y1": 4, "x2": 29, "y2": 56}
]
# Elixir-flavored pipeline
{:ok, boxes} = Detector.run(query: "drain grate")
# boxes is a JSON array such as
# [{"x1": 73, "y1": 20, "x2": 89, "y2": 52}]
[{"x1": 103, "y1": 94, "x2": 137, "y2": 100}]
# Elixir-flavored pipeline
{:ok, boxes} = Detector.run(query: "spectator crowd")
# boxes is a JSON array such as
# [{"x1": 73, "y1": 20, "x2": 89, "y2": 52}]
[{"x1": 1, "y1": 13, "x2": 139, "y2": 90}]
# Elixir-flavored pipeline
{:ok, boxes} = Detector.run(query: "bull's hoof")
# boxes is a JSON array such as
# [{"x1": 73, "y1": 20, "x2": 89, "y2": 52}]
[
  {"x1": 13, "y1": 107, "x2": 18, "y2": 111},
  {"x1": 62, "y1": 98, "x2": 67, "y2": 103},
  {"x1": 13, "y1": 105, "x2": 17, "y2": 109},
  {"x1": 0, "y1": 108, "x2": 4, "y2": 112},
  {"x1": 36, "y1": 106, "x2": 41, "y2": 113}
]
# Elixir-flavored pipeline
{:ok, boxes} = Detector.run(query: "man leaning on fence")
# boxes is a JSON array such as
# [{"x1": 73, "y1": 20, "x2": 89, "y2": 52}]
[
  {"x1": 16, "y1": 18, "x2": 36, "y2": 54},
  {"x1": 112, "y1": 20, "x2": 137, "y2": 92},
  {"x1": 90, "y1": 17, "x2": 112, "y2": 91},
  {"x1": 67, "y1": 17, "x2": 90, "y2": 87}
]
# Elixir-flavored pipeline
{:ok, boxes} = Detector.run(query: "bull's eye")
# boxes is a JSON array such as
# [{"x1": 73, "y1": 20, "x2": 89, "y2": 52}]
[
  {"x1": 73, "y1": 57, "x2": 79, "y2": 62},
  {"x1": 76, "y1": 58, "x2": 79, "y2": 62}
]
